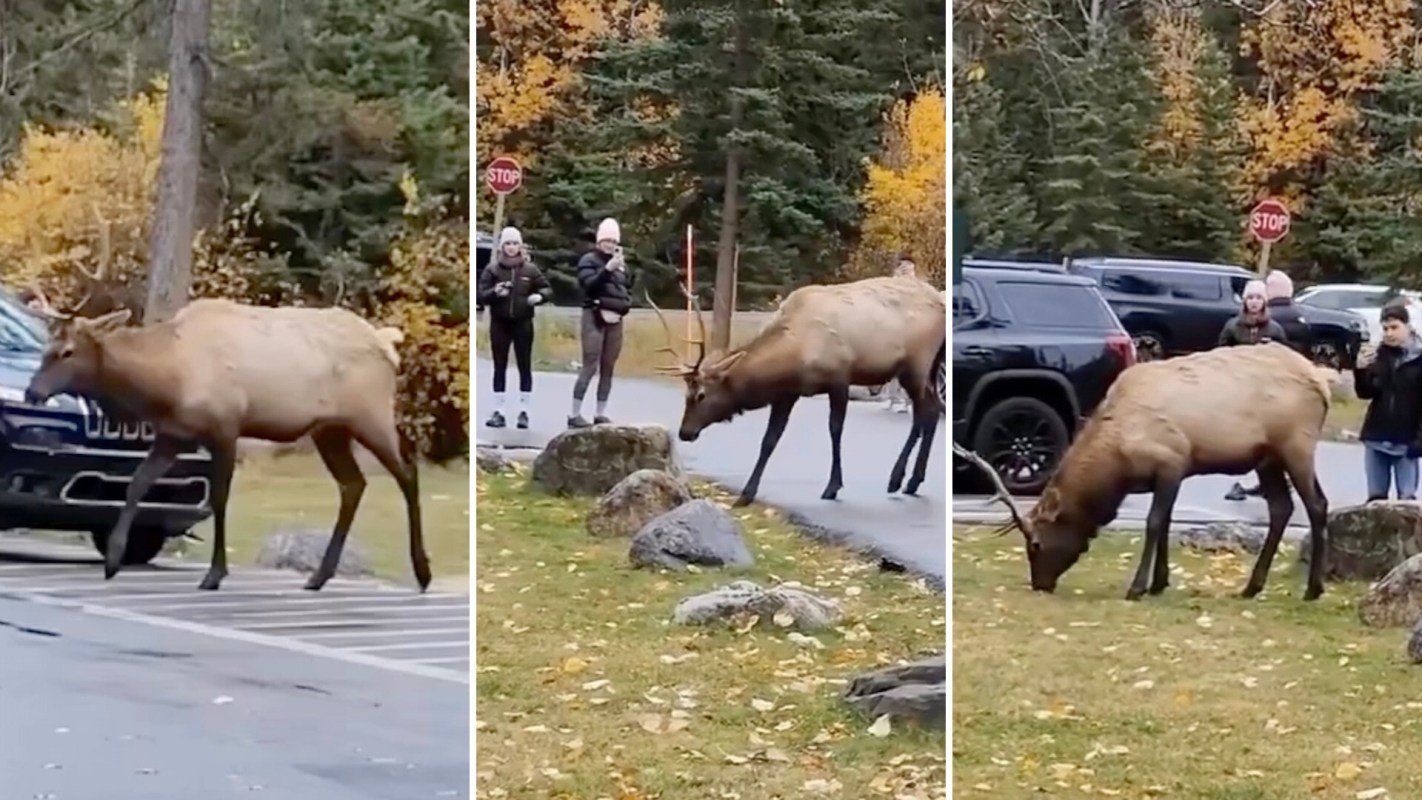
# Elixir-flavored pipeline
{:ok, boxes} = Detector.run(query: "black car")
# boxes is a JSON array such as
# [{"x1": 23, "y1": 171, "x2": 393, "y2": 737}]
[
  {"x1": 0, "y1": 288, "x2": 213, "y2": 564},
  {"x1": 953, "y1": 261, "x2": 1136, "y2": 495},
  {"x1": 1067, "y1": 257, "x2": 1369, "y2": 367}
]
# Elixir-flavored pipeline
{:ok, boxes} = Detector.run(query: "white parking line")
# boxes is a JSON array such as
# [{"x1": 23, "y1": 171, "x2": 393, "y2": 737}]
[
  {"x1": 408, "y1": 655, "x2": 470, "y2": 665},
  {"x1": 10, "y1": 590, "x2": 470, "y2": 684},
  {"x1": 344, "y1": 640, "x2": 467, "y2": 653},
  {"x1": 291, "y1": 626, "x2": 469, "y2": 640},
  {"x1": 67, "y1": 593, "x2": 459, "y2": 612},
  {"x1": 0, "y1": 573, "x2": 302, "y2": 590},
  {"x1": 178, "y1": 603, "x2": 469, "y2": 619},
  {"x1": 239, "y1": 618, "x2": 468, "y2": 632},
  {"x1": 13, "y1": 587, "x2": 409, "y2": 602}
]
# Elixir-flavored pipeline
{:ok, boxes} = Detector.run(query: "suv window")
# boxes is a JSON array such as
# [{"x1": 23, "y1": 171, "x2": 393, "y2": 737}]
[
  {"x1": 952, "y1": 280, "x2": 984, "y2": 325},
  {"x1": 998, "y1": 280, "x2": 1118, "y2": 329},
  {"x1": 1100, "y1": 268, "x2": 1165, "y2": 296},
  {"x1": 1163, "y1": 272, "x2": 1224, "y2": 300}
]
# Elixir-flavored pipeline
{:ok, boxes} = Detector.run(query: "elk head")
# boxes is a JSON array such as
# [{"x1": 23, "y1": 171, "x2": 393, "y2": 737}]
[
  {"x1": 954, "y1": 443, "x2": 1090, "y2": 593},
  {"x1": 25, "y1": 211, "x2": 130, "y2": 405},
  {"x1": 646, "y1": 288, "x2": 747, "y2": 442}
]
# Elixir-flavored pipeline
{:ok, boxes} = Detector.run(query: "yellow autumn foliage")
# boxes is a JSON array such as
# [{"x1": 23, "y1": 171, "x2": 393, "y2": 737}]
[
  {"x1": 377, "y1": 172, "x2": 470, "y2": 462},
  {"x1": 474, "y1": 0, "x2": 663, "y2": 168},
  {"x1": 846, "y1": 87, "x2": 947, "y2": 287}
]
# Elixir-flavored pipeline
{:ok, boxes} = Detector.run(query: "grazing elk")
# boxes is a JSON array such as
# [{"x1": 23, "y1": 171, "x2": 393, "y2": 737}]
[
  {"x1": 24, "y1": 293, "x2": 429, "y2": 593},
  {"x1": 648, "y1": 276, "x2": 946, "y2": 507},
  {"x1": 957, "y1": 343, "x2": 1332, "y2": 601}
]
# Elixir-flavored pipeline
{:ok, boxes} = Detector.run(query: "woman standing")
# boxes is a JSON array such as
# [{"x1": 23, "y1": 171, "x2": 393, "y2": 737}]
[
  {"x1": 568, "y1": 217, "x2": 634, "y2": 428},
  {"x1": 477, "y1": 226, "x2": 550, "y2": 430},
  {"x1": 1353, "y1": 304, "x2": 1422, "y2": 502},
  {"x1": 1221, "y1": 280, "x2": 1289, "y2": 501}
]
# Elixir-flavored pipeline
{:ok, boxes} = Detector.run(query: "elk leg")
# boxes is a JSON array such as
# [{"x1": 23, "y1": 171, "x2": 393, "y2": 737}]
[
  {"x1": 1126, "y1": 478, "x2": 1180, "y2": 600},
  {"x1": 821, "y1": 386, "x2": 848, "y2": 500},
  {"x1": 736, "y1": 397, "x2": 797, "y2": 507},
  {"x1": 1297, "y1": 475, "x2": 1329, "y2": 600},
  {"x1": 355, "y1": 424, "x2": 431, "y2": 591},
  {"x1": 1240, "y1": 462, "x2": 1292, "y2": 599},
  {"x1": 304, "y1": 428, "x2": 366, "y2": 592},
  {"x1": 905, "y1": 387, "x2": 941, "y2": 496},
  {"x1": 197, "y1": 440, "x2": 237, "y2": 591},
  {"x1": 103, "y1": 435, "x2": 181, "y2": 581},
  {"x1": 888, "y1": 419, "x2": 921, "y2": 493}
]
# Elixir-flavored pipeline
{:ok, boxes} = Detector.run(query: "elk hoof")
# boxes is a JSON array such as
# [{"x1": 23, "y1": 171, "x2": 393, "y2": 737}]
[
  {"x1": 886, "y1": 475, "x2": 905, "y2": 493},
  {"x1": 819, "y1": 487, "x2": 840, "y2": 501},
  {"x1": 1239, "y1": 584, "x2": 1263, "y2": 600},
  {"x1": 103, "y1": 562, "x2": 122, "y2": 581},
  {"x1": 731, "y1": 494, "x2": 754, "y2": 508},
  {"x1": 303, "y1": 574, "x2": 330, "y2": 592},
  {"x1": 1147, "y1": 581, "x2": 1169, "y2": 596},
  {"x1": 1123, "y1": 586, "x2": 1146, "y2": 601},
  {"x1": 197, "y1": 570, "x2": 226, "y2": 591},
  {"x1": 904, "y1": 478, "x2": 922, "y2": 495},
  {"x1": 1303, "y1": 584, "x2": 1324, "y2": 601}
]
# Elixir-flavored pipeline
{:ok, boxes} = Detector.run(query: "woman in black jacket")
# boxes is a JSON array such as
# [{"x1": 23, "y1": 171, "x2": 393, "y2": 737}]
[
  {"x1": 568, "y1": 217, "x2": 634, "y2": 428},
  {"x1": 477, "y1": 226, "x2": 551, "y2": 429}
]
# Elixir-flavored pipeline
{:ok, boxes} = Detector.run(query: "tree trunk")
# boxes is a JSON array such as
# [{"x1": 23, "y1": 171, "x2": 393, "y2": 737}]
[
  {"x1": 145, "y1": 0, "x2": 211, "y2": 324},
  {"x1": 711, "y1": 12, "x2": 749, "y2": 353}
]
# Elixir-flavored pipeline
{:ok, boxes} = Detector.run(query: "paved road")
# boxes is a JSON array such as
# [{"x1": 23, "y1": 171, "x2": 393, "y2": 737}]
[
  {"x1": 475, "y1": 360, "x2": 947, "y2": 583},
  {"x1": 0, "y1": 537, "x2": 468, "y2": 799},
  {"x1": 954, "y1": 440, "x2": 1373, "y2": 535}
]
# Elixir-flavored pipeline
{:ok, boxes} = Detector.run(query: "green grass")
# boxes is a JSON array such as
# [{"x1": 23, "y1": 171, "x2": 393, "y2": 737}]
[
  {"x1": 474, "y1": 311, "x2": 764, "y2": 378},
  {"x1": 953, "y1": 526, "x2": 1422, "y2": 800},
  {"x1": 474, "y1": 469, "x2": 946, "y2": 799},
  {"x1": 1325, "y1": 396, "x2": 1366, "y2": 441},
  {"x1": 179, "y1": 450, "x2": 470, "y2": 590}
]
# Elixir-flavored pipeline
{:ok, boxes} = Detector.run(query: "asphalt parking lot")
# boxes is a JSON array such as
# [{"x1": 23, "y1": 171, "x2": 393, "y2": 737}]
[{"x1": 0, "y1": 535, "x2": 469, "y2": 683}]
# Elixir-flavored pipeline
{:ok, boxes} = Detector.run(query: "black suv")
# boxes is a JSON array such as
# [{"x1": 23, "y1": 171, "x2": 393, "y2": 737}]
[
  {"x1": 0, "y1": 288, "x2": 213, "y2": 564},
  {"x1": 954, "y1": 260, "x2": 1136, "y2": 495},
  {"x1": 1068, "y1": 257, "x2": 1368, "y2": 367}
]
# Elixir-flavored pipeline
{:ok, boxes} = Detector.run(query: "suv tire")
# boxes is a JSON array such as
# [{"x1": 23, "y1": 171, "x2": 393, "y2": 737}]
[
  {"x1": 90, "y1": 526, "x2": 170, "y2": 566},
  {"x1": 971, "y1": 396, "x2": 1070, "y2": 496},
  {"x1": 1132, "y1": 330, "x2": 1168, "y2": 362},
  {"x1": 1310, "y1": 338, "x2": 1343, "y2": 370}
]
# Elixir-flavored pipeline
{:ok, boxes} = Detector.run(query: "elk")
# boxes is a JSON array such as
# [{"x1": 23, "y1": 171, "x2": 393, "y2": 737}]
[
  {"x1": 648, "y1": 276, "x2": 946, "y2": 507},
  {"x1": 958, "y1": 342, "x2": 1331, "y2": 601},
  {"x1": 24, "y1": 293, "x2": 429, "y2": 593}
]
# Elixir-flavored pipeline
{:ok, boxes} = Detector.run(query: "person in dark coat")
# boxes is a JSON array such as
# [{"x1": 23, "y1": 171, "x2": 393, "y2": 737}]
[
  {"x1": 476, "y1": 226, "x2": 551, "y2": 430},
  {"x1": 1263, "y1": 269, "x2": 1312, "y2": 357},
  {"x1": 568, "y1": 217, "x2": 634, "y2": 428},
  {"x1": 1353, "y1": 304, "x2": 1422, "y2": 501},
  {"x1": 1221, "y1": 279, "x2": 1291, "y2": 501}
]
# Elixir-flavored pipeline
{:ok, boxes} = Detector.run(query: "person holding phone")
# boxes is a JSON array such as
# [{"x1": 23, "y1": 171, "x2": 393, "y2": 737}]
[
  {"x1": 477, "y1": 226, "x2": 550, "y2": 429},
  {"x1": 568, "y1": 217, "x2": 634, "y2": 428},
  {"x1": 1353, "y1": 304, "x2": 1422, "y2": 501}
]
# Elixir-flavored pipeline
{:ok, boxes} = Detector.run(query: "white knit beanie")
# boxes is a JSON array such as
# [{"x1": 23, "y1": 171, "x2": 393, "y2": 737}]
[
  {"x1": 499, "y1": 226, "x2": 522, "y2": 247},
  {"x1": 596, "y1": 218, "x2": 621, "y2": 244},
  {"x1": 1265, "y1": 270, "x2": 1293, "y2": 300}
]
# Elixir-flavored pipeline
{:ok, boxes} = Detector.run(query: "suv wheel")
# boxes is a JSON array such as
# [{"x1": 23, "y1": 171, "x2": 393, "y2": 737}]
[
  {"x1": 971, "y1": 396, "x2": 1070, "y2": 496},
  {"x1": 1132, "y1": 331, "x2": 1167, "y2": 362},
  {"x1": 90, "y1": 526, "x2": 170, "y2": 566},
  {"x1": 1310, "y1": 339, "x2": 1342, "y2": 370}
]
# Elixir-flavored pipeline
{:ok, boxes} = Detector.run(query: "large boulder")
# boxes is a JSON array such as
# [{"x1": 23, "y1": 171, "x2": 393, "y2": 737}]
[
  {"x1": 1299, "y1": 502, "x2": 1422, "y2": 581},
  {"x1": 586, "y1": 469, "x2": 693, "y2": 538},
  {"x1": 1177, "y1": 522, "x2": 1265, "y2": 555},
  {"x1": 256, "y1": 528, "x2": 372, "y2": 579},
  {"x1": 1359, "y1": 554, "x2": 1422, "y2": 628},
  {"x1": 1409, "y1": 617, "x2": 1422, "y2": 665},
  {"x1": 475, "y1": 447, "x2": 515, "y2": 475},
  {"x1": 842, "y1": 655, "x2": 945, "y2": 729},
  {"x1": 531, "y1": 424, "x2": 682, "y2": 496},
  {"x1": 629, "y1": 499, "x2": 754, "y2": 571},
  {"x1": 672, "y1": 580, "x2": 843, "y2": 631}
]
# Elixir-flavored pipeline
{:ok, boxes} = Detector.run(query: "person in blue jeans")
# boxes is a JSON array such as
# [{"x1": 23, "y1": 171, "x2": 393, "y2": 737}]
[{"x1": 1354, "y1": 304, "x2": 1422, "y2": 501}]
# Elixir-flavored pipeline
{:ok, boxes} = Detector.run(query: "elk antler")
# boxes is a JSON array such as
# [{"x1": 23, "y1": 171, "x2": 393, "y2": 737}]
[
  {"x1": 953, "y1": 441, "x2": 1033, "y2": 539},
  {"x1": 645, "y1": 285, "x2": 707, "y2": 375},
  {"x1": 25, "y1": 284, "x2": 73, "y2": 322}
]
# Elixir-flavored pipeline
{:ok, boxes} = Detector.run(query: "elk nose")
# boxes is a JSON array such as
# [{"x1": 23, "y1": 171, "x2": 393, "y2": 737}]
[
  {"x1": 22, "y1": 387, "x2": 44, "y2": 406},
  {"x1": 678, "y1": 429, "x2": 700, "y2": 443}
]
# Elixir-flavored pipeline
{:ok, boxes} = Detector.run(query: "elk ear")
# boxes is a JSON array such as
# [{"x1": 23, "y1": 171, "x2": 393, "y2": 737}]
[
  {"x1": 1035, "y1": 486, "x2": 1063, "y2": 523},
  {"x1": 86, "y1": 308, "x2": 131, "y2": 334}
]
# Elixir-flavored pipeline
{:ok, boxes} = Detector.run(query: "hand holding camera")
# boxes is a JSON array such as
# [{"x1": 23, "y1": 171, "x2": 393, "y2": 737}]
[
  {"x1": 1358, "y1": 342, "x2": 1378, "y2": 369},
  {"x1": 494, "y1": 281, "x2": 512, "y2": 297}
]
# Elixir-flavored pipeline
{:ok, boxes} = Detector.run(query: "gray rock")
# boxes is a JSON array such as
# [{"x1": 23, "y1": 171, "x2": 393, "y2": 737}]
[
  {"x1": 256, "y1": 528, "x2": 373, "y2": 578},
  {"x1": 1177, "y1": 522, "x2": 1265, "y2": 555},
  {"x1": 629, "y1": 499, "x2": 753, "y2": 571},
  {"x1": 842, "y1": 655, "x2": 945, "y2": 729},
  {"x1": 1359, "y1": 553, "x2": 1422, "y2": 628},
  {"x1": 475, "y1": 447, "x2": 514, "y2": 474},
  {"x1": 1409, "y1": 617, "x2": 1422, "y2": 665},
  {"x1": 673, "y1": 580, "x2": 843, "y2": 631},
  {"x1": 586, "y1": 469, "x2": 693, "y2": 538},
  {"x1": 531, "y1": 424, "x2": 682, "y2": 496},
  {"x1": 1299, "y1": 501, "x2": 1422, "y2": 581}
]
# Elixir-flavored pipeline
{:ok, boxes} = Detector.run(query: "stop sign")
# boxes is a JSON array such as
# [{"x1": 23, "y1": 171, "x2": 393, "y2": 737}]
[
  {"x1": 1249, "y1": 198, "x2": 1291, "y2": 243},
  {"x1": 485, "y1": 156, "x2": 523, "y2": 195}
]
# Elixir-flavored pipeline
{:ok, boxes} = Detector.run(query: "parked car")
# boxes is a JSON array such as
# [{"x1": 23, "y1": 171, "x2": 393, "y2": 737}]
[
  {"x1": 0, "y1": 288, "x2": 213, "y2": 564},
  {"x1": 953, "y1": 260, "x2": 1136, "y2": 495},
  {"x1": 1067, "y1": 257, "x2": 1369, "y2": 368},
  {"x1": 1295, "y1": 282, "x2": 1422, "y2": 349}
]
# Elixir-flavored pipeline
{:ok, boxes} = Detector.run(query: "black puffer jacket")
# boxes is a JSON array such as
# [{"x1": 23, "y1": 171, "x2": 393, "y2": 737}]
[
  {"x1": 1355, "y1": 335, "x2": 1422, "y2": 448},
  {"x1": 576, "y1": 248, "x2": 634, "y2": 318},
  {"x1": 1266, "y1": 297, "x2": 1312, "y2": 356},
  {"x1": 477, "y1": 255, "x2": 551, "y2": 322},
  {"x1": 1218, "y1": 314, "x2": 1287, "y2": 347}
]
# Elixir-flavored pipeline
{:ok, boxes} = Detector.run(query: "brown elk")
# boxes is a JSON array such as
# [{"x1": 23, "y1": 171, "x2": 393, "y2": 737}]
[
  {"x1": 648, "y1": 276, "x2": 946, "y2": 507},
  {"x1": 958, "y1": 343, "x2": 1332, "y2": 601},
  {"x1": 24, "y1": 293, "x2": 429, "y2": 593}
]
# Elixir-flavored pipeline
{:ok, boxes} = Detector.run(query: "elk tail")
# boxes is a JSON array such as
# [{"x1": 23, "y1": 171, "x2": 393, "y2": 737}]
[
  {"x1": 1309, "y1": 365, "x2": 1334, "y2": 413},
  {"x1": 374, "y1": 326, "x2": 405, "y2": 369}
]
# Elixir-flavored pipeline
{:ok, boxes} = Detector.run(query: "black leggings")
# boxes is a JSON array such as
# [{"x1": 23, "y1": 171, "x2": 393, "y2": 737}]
[{"x1": 489, "y1": 317, "x2": 534, "y2": 393}]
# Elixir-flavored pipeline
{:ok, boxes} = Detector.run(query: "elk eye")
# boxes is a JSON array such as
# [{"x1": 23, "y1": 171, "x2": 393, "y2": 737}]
[
  {"x1": 59, "y1": 346, "x2": 74, "y2": 360},
  {"x1": 695, "y1": 390, "x2": 706, "y2": 402},
  {"x1": 1028, "y1": 541, "x2": 1042, "y2": 557}
]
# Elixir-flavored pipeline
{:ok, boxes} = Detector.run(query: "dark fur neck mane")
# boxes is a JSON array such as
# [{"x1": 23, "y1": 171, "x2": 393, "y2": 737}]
[
  {"x1": 1047, "y1": 433, "x2": 1132, "y2": 534},
  {"x1": 711, "y1": 318, "x2": 799, "y2": 416}
]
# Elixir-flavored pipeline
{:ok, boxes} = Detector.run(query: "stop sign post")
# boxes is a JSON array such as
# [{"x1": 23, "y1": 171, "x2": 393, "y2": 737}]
[
  {"x1": 1249, "y1": 198, "x2": 1290, "y2": 274},
  {"x1": 484, "y1": 156, "x2": 523, "y2": 268}
]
